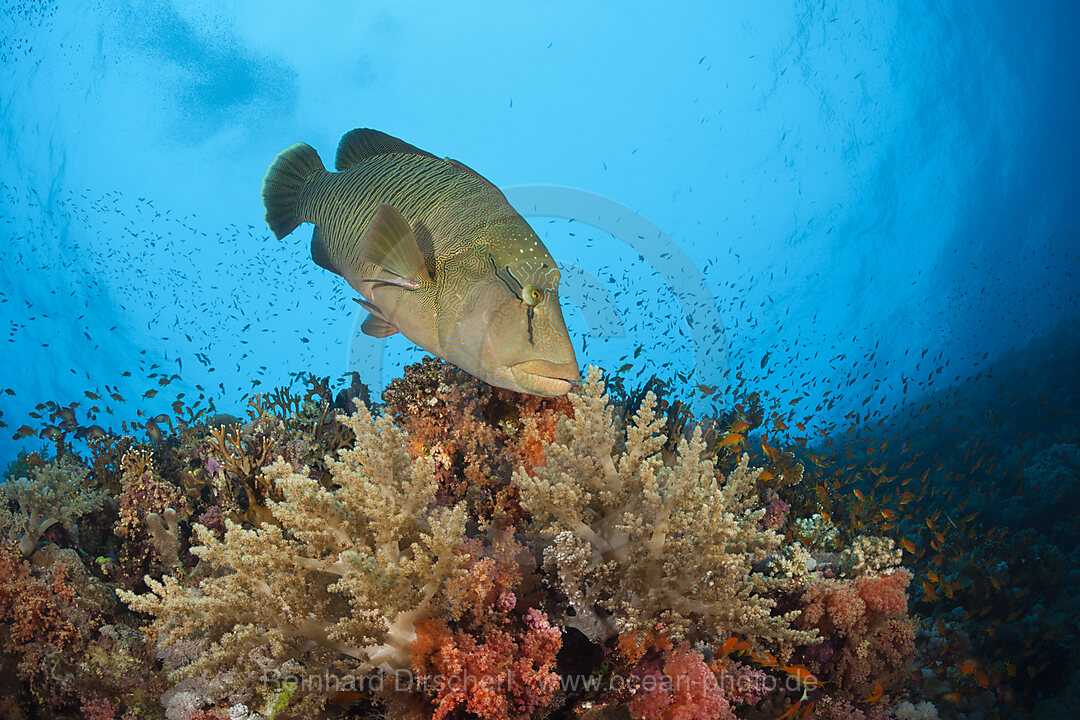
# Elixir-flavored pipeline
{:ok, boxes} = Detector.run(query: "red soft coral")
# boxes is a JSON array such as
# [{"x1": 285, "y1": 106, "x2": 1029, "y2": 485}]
[
  {"x1": 410, "y1": 614, "x2": 561, "y2": 720},
  {"x1": 0, "y1": 540, "x2": 83, "y2": 707},
  {"x1": 630, "y1": 645, "x2": 735, "y2": 720},
  {"x1": 407, "y1": 528, "x2": 560, "y2": 720},
  {"x1": 445, "y1": 529, "x2": 525, "y2": 629},
  {"x1": 795, "y1": 569, "x2": 915, "y2": 700},
  {"x1": 382, "y1": 357, "x2": 572, "y2": 525}
]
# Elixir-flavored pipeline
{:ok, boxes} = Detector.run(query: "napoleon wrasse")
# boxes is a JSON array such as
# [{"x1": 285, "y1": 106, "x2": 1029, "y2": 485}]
[{"x1": 262, "y1": 129, "x2": 579, "y2": 396}]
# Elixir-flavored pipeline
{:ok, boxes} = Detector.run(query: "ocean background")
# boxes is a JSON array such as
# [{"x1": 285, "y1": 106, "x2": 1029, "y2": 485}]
[
  {"x1": 2, "y1": 2, "x2": 1079, "y2": 717},
  {"x1": 3, "y1": 0, "x2": 1076, "y2": 452}
]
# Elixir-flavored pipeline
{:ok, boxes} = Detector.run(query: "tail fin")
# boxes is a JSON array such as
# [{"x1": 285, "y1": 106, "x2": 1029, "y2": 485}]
[{"x1": 261, "y1": 143, "x2": 325, "y2": 239}]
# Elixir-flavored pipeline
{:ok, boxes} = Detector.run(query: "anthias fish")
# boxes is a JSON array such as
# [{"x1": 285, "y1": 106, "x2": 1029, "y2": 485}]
[{"x1": 261, "y1": 128, "x2": 579, "y2": 396}]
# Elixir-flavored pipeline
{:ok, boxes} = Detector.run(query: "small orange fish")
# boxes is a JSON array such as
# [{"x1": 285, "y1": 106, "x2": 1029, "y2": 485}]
[
  {"x1": 718, "y1": 637, "x2": 744, "y2": 656},
  {"x1": 853, "y1": 488, "x2": 865, "y2": 501},
  {"x1": 717, "y1": 433, "x2": 745, "y2": 449},
  {"x1": 774, "y1": 700, "x2": 806, "y2": 720},
  {"x1": 861, "y1": 683, "x2": 884, "y2": 703},
  {"x1": 899, "y1": 538, "x2": 917, "y2": 553},
  {"x1": 751, "y1": 651, "x2": 778, "y2": 668},
  {"x1": 761, "y1": 435, "x2": 779, "y2": 462},
  {"x1": 922, "y1": 581, "x2": 938, "y2": 601},
  {"x1": 782, "y1": 665, "x2": 820, "y2": 687}
]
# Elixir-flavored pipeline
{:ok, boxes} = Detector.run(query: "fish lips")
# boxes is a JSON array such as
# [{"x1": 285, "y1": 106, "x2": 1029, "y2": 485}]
[{"x1": 510, "y1": 360, "x2": 580, "y2": 397}]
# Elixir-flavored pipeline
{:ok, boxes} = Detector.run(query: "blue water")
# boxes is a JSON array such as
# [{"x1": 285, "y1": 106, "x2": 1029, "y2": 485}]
[{"x1": 1, "y1": 2, "x2": 1077, "y2": 464}]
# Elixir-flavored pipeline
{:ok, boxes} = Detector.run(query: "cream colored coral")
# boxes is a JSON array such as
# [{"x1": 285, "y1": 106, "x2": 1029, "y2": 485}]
[
  {"x1": 894, "y1": 700, "x2": 940, "y2": 720},
  {"x1": 514, "y1": 366, "x2": 818, "y2": 649},
  {"x1": 767, "y1": 542, "x2": 816, "y2": 581},
  {"x1": 0, "y1": 458, "x2": 103, "y2": 557},
  {"x1": 795, "y1": 513, "x2": 840, "y2": 550},
  {"x1": 840, "y1": 534, "x2": 902, "y2": 578},
  {"x1": 120, "y1": 402, "x2": 466, "y2": 692}
]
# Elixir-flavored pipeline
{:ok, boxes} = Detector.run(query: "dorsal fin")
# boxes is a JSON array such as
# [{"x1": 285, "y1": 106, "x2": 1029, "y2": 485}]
[
  {"x1": 445, "y1": 157, "x2": 504, "y2": 197},
  {"x1": 335, "y1": 129, "x2": 436, "y2": 171}
]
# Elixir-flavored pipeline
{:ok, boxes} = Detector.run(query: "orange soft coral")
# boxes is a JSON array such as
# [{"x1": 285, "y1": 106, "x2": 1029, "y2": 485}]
[
  {"x1": 629, "y1": 645, "x2": 735, "y2": 720},
  {"x1": 382, "y1": 357, "x2": 572, "y2": 525},
  {"x1": 795, "y1": 569, "x2": 916, "y2": 699},
  {"x1": 410, "y1": 611, "x2": 561, "y2": 720}
]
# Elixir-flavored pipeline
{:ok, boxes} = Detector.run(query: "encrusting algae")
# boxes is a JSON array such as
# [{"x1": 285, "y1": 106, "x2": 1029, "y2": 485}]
[{"x1": 3, "y1": 355, "x2": 1045, "y2": 720}]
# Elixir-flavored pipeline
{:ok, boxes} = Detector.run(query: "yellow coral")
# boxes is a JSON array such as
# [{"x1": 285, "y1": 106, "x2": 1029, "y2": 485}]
[
  {"x1": 120, "y1": 401, "x2": 466, "y2": 700},
  {"x1": 514, "y1": 367, "x2": 818, "y2": 649}
]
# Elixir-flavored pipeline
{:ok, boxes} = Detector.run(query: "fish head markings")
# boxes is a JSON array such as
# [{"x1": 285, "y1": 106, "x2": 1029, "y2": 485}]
[{"x1": 436, "y1": 234, "x2": 579, "y2": 397}]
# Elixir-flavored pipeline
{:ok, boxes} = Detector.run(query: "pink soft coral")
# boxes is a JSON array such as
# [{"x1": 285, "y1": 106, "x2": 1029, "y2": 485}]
[
  {"x1": 796, "y1": 569, "x2": 915, "y2": 700},
  {"x1": 408, "y1": 529, "x2": 561, "y2": 720},
  {"x1": 410, "y1": 614, "x2": 561, "y2": 720},
  {"x1": 630, "y1": 645, "x2": 735, "y2": 720}
]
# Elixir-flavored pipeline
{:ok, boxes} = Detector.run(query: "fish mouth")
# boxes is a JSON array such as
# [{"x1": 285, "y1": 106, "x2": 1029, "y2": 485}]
[{"x1": 511, "y1": 360, "x2": 579, "y2": 397}]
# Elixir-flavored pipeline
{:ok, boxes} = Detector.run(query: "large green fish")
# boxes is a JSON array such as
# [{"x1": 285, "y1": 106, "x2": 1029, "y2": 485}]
[{"x1": 261, "y1": 128, "x2": 579, "y2": 396}]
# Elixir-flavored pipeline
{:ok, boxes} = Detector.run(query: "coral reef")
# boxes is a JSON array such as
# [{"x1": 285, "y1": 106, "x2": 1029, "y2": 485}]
[
  {"x1": 8, "y1": 356, "x2": 1037, "y2": 719},
  {"x1": 514, "y1": 367, "x2": 817, "y2": 649},
  {"x1": 382, "y1": 355, "x2": 573, "y2": 525},
  {"x1": 0, "y1": 456, "x2": 104, "y2": 557},
  {"x1": 121, "y1": 402, "x2": 468, "y2": 712}
]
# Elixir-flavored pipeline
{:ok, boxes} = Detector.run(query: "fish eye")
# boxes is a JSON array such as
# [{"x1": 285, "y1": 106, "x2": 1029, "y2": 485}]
[{"x1": 522, "y1": 285, "x2": 542, "y2": 305}]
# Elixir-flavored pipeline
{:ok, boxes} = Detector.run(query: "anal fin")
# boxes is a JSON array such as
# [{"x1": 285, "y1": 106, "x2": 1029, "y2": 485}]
[
  {"x1": 311, "y1": 227, "x2": 338, "y2": 274},
  {"x1": 361, "y1": 314, "x2": 399, "y2": 338},
  {"x1": 352, "y1": 296, "x2": 398, "y2": 338}
]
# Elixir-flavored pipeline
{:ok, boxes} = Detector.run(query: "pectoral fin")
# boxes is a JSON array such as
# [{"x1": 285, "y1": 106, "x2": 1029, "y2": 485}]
[{"x1": 359, "y1": 204, "x2": 433, "y2": 290}]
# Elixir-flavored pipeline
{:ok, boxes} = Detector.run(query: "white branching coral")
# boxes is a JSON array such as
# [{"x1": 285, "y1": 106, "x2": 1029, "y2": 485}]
[
  {"x1": 513, "y1": 367, "x2": 819, "y2": 649},
  {"x1": 120, "y1": 402, "x2": 467, "y2": 693},
  {"x1": 0, "y1": 458, "x2": 104, "y2": 557}
]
